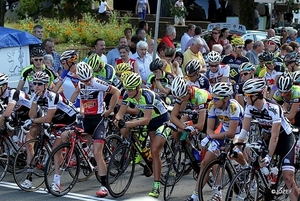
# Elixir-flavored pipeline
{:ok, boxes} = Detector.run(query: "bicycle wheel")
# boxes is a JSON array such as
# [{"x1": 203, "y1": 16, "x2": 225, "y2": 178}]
[
  {"x1": 225, "y1": 168, "x2": 259, "y2": 201},
  {"x1": 44, "y1": 142, "x2": 80, "y2": 196},
  {"x1": 0, "y1": 137, "x2": 10, "y2": 181},
  {"x1": 106, "y1": 143, "x2": 135, "y2": 198},
  {"x1": 13, "y1": 139, "x2": 50, "y2": 191},
  {"x1": 104, "y1": 134, "x2": 123, "y2": 164},
  {"x1": 160, "y1": 136, "x2": 176, "y2": 186},
  {"x1": 163, "y1": 145, "x2": 186, "y2": 201},
  {"x1": 198, "y1": 159, "x2": 234, "y2": 201}
]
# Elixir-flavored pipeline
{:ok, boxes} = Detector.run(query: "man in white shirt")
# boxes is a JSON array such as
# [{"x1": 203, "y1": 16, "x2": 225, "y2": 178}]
[
  {"x1": 94, "y1": 38, "x2": 108, "y2": 63},
  {"x1": 180, "y1": 24, "x2": 195, "y2": 54},
  {"x1": 107, "y1": 37, "x2": 131, "y2": 66},
  {"x1": 130, "y1": 41, "x2": 152, "y2": 83}
]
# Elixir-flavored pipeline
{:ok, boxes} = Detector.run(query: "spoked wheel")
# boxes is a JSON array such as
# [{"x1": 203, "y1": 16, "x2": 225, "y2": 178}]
[
  {"x1": 13, "y1": 139, "x2": 50, "y2": 191},
  {"x1": 163, "y1": 145, "x2": 186, "y2": 201},
  {"x1": 44, "y1": 143, "x2": 80, "y2": 196},
  {"x1": 160, "y1": 136, "x2": 176, "y2": 186},
  {"x1": 0, "y1": 138, "x2": 10, "y2": 181},
  {"x1": 106, "y1": 143, "x2": 135, "y2": 198}
]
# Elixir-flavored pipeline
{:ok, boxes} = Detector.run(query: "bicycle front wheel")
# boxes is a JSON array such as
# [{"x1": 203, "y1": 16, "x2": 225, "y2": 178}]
[
  {"x1": 198, "y1": 159, "x2": 234, "y2": 201},
  {"x1": 106, "y1": 143, "x2": 135, "y2": 198},
  {"x1": 44, "y1": 142, "x2": 80, "y2": 196},
  {"x1": 13, "y1": 139, "x2": 50, "y2": 191},
  {"x1": 0, "y1": 137, "x2": 10, "y2": 181}
]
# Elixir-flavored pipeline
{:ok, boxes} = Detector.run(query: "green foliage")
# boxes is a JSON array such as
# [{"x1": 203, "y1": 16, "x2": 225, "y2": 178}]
[
  {"x1": 239, "y1": 0, "x2": 255, "y2": 30},
  {"x1": 163, "y1": 0, "x2": 188, "y2": 18}
]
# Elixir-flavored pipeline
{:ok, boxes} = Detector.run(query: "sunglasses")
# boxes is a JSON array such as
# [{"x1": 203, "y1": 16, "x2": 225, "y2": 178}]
[
  {"x1": 81, "y1": 77, "x2": 92, "y2": 83},
  {"x1": 210, "y1": 64, "x2": 219, "y2": 67},
  {"x1": 244, "y1": 93, "x2": 256, "y2": 98},
  {"x1": 33, "y1": 82, "x2": 44, "y2": 86},
  {"x1": 187, "y1": 73, "x2": 197, "y2": 78},
  {"x1": 212, "y1": 32, "x2": 219, "y2": 34},
  {"x1": 265, "y1": 61, "x2": 273, "y2": 65},
  {"x1": 236, "y1": 46, "x2": 243, "y2": 49},
  {"x1": 241, "y1": 72, "x2": 250, "y2": 76},
  {"x1": 34, "y1": 58, "x2": 43, "y2": 62},
  {"x1": 213, "y1": 96, "x2": 225, "y2": 101}
]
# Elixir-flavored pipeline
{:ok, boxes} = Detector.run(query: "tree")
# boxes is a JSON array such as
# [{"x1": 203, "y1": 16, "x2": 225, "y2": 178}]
[
  {"x1": 0, "y1": 0, "x2": 6, "y2": 26},
  {"x1": 239, "y1": 0, "x2": 255, "y2": 30}
]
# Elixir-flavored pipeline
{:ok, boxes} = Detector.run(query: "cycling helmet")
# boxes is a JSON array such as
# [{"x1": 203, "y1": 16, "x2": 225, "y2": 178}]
[
  {"x1": 277, "y1": 74, "x2": 293, "y2": 92},
  {"x1": 185, "y1": 59, "x2": 201, "y2": 75},
  {"x1": 274, "y1": 63, "x2": 285, "y2": 73},
  {"x1": 212, "y1": 82, "x2": 233, "y2": 96},
  {"x1": 123, "y1": 73, "x2": 142, "y2": 89},
  {"x1": 268, "y1": 37, "x2": 281, "y2": 47},
  {"x1": 239, "y1": 62, "x2": 256, "y2": 73},
  {"x1": 292, "y1": 71, "x2": 300, "y2": 83},
  {"x1": 87, "y1": 53, "x2": 104, "y2": 72},
  {"x1": 149, "y1": 58, "x2": 164, "y2": 72},
  {"x1": 258, "y1": 53, "x2": 264, "y2": 62},
  {"x1": 76, "y1": 62, "x2": 93, "y2": 81},
  {"x1": 0, "y1": 73, "x2": 9, "y2": 85},
  {"x1": 120, "y1": 71, "x2": 134, "y2": 82},
  {"x1": 30, "y1": 47, "x2": 45, "y2": 57},
  {"x1": 60, "y1": 50, "x2": 78, "y2": 63},
  {"x1": 171, "y1": 76, "x2": 189, "y2": 98},
  {"x1": 207, "y1": 51, "x2": 221, "y2": 63},
  {"x1": 284, "y1": 52, "x2": 297, "y2": 63},
  {"x1": 33, "y1": 72, "x2": 49, "y2": 84},
  {"x1": 260, "y1": 51, "x2": 274, "y2": 62},
  {"x1": 230, "y1": 36, "x2": 244, "y2": 46},
  {"x1": 242, "y1": 78, "x2": 266, "y2": 94},
  {"x1": 116, "y1": 63, "x2": 132, "y2": 74}
]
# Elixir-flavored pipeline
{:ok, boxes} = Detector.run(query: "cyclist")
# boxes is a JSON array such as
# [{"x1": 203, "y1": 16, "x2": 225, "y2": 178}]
[
  {"x1": 76, "y1": 62, "x2": 120, "y2": 197},
  {"x1": 20, "y1": 72, "x2": 78, "y2": 190},
  {"x1": 147, "y1": 58, "x2": 174, "y2": 96},
  {"x1": 205, "y1": 51, "x2": 230, "y2": 86},
  {"x1": 186, "y1": 82, "x2": 245, "y2": 201},
  {"x1": 113, "y1": 73, "x2": 169, "y2": 198},
  {"x1": 17, "y1": 47, "x2": 58, "y2": 94},
  {"x1": 236, "y1": 62, "x2": 256, "y2": 108},
  {"x1": 242, "y1": 78, "x2": 300, "y2": 201},
  {"x1": 284, "y1": 52, "x2": 298, "y2": 73},
  {"x1": 185, "y1": 59, "x2": 210, "y2": 91},
  {"x1": 292, "y1": 71, "x2": 300, "y2": 85}
]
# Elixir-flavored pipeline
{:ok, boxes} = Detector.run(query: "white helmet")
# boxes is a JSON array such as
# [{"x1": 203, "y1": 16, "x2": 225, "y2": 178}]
[
  {"x1": 212, "y1": 82, "x2": 233, "y2": 96},
  {"x1": 0, "y1": 73, "x2": 8, "y2": 85},
  {"x1": 171, "y1": 76, "x2": 189, "y2": 98},
  {"x1": 242, "y1": 78, "x2": 266, "y2": 94},
  {"x1": 276, "y1": 74, "x2": 293, "y2": 92},
  {"x1": 207, "y1": 51, "x2": 221, "y2": 63},
  {"x1": 76, "y1": 62, "x2": 93, "y2": 81},
  {"x1": 292, "y1": 71, "x2": 300, "y2": 84}
]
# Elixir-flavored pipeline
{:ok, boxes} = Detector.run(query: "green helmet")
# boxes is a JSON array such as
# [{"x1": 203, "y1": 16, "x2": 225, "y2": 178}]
[
  {"x1": 87, "y1": 53, "x2": 104, "y2": 72},
  {"x1": 123, "y1": 73, "x2": 142, "y2": 89}
]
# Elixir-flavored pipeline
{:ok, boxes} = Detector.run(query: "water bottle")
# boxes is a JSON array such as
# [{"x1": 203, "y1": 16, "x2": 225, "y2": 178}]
[
  {"x1": 192, "y1": 148, "x2": 201, "y2": 162},
  {"x1": 142, "y1": 147, "x2": 152, "y2": 163},
  {"x1": 268, "y1": 167, "x2": 278, "y2": 185},
  {"x1": 261, "y1": 166, "x2": 269, "y2": 177},
  {"x1": 11, "y1": 135, "x2": 19, "y2": 155},
  {"x1": 82, "y1": 143, "x2": 89, "y2": 157}
]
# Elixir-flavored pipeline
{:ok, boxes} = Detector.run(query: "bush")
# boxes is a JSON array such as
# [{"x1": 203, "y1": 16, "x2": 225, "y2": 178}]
[{"x1": 5, "y1": 12, "x2": 132, "y2": 47}]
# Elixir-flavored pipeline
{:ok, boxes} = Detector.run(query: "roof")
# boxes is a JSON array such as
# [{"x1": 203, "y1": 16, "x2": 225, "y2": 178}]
[{"x1": 0, "y1": 26, "x2": 41, "y2": 48}]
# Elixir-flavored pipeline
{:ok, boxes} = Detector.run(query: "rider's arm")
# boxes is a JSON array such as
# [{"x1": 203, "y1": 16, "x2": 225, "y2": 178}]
[
  {"x1": 52, "y1": 80, "x2": 63, "y2": 93},
  {"x1": 194, "y1": 109, "x2": 206, "y2": 131},
  {"x1": 133, "y1": 61, "x2": 140, "y2": 74},
  {"x1": 285, "y1": 102, "x2": 299, "y2": 121},
  {"x1": 70, "y1": 85, "x2": 80, "y2": 103},
  {"x1": 29, "y1": 101, "x2": 38, "y2": 119},
  {"x1": 211, "y1": 120, "x2": 239, "y2": 140},
  {"x1": 268, "y1": 122, "x2": 281, "y2": 157},
  {"x1": 155, "y1": 79, "x2": 171, "y2": 95},
  {"x1": 170, "y1": 100, "x2": 188, "y2": 131},
  {"x1": 33, "y1": 108, "x2": 56, "y2": 124},
  {"x1": 237, "y1": 95, "x2": 244, "y2": 108},
  {"x1": 3, "y1": 102, "x2": 15, "y2": 118},
  {"x1": 106, "y1": 86, "x2": 121, "y2": 114},
  {"x1": 126, "y1": 108, "x2": 152, "y2": 128}
]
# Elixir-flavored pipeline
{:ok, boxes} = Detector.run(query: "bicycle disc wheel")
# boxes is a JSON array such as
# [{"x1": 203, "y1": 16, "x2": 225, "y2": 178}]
[
  {"x1": 198, "y1": 159, "x2": 234, "y2": 201},
  {"x1": 106, "y1": 143, "x2": 135, "y2": 198},
  {"x1": 225, "y1": 168, "x2": 259, "y2": 201},
  {"x1": 0, "y1": 138, "x2": 10, "y2": 181},
  {"x1": 13, "y1": 139, "x2": 50, "y2": 191},
  {"x1": 44, "y1": 143, "x2": 80, "y2": 196},
  {"x1": 163, "y1": 145, "x2": 186, "y2": 201}
]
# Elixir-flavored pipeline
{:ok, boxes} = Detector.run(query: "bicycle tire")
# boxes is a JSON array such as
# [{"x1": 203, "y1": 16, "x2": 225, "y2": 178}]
[
  {"x1": 198, "y1": 159, "x2": 234, "y2": 201},
  {"x1": 160, "y1": 136, "x2": 176, "y2": 186},
  {"x1": 13, "y1": 139, "x2": 50, "y2": 191},
  {"x1": 225, "y1": 168, "x2": 259, "y2": 201},
  {"x1": 0, "y1": 137, "x2": 10, "y2": 181},
  {"x1": 106, "y1": 143, "x2": 135, "y2": 198},
  {"x1": 163, "y1": 145, "x2": 186, "y2": 201}
]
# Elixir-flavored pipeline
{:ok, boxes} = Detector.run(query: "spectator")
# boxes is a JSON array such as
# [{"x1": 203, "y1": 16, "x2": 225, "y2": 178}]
[
  {"x1": 245, "y1": 40, "x2": 264, "y2": 65},
  {"x1": 43, "y1": 54, "x2": 55, "y2": 72},
  {"x1": 124, "y1": 27, "x2": 133, "y2": 46},
  {"x1": 42, "y1": 38, "x2": 63, "y2": 75},
  {"x1": 139, "y1": 20, "x2": 149, "y2": 33},
  {"x1": 164, "y1": 47, "x2": 183, "y2": 76},
  {"x1": 267, "y1": 28, "x2": 275, "y2": 39},
  {"x1": 135, "y1": 0, "x2": 150, "y2": 21},
  {"x1": 279, "y1": 12, "x2": 284, "y2": 26},
  {"x1": 223, "y1": 44, "x2": 233, "y2": 56},
  {"x1": 183, "y1": 38, "x2": 206, "y2": 74},
  {"x1": 262, "y1": 39, "x2": 269, "y2": 51},
  {"x1": 280, "y1": 27, "x2": 288, "y2": 44},
  {"x1": 130, "y1": 41, "x2": 152, "y2": 82},
  {"x1": 32, "y1": 24, "x2": 43, "y2": 41},
  {"x1": 207, "y1": 27, "x2": 221, "y2": 50},
  {"x1": 185, "y1": 26, "x2": 209, "y2": 54},
  {"x1": 180, "y1": 24, "x2": 195, "y2": 53},
  {"x1": 271, "y1": 10, "x2": 278, "y2": 28},
  {"x1": 174, "y1": 0, "x2": 186, "y2": 26},
  {"x1": 254, "y1": 7, "x2": 260, "y2": 29},
  {"x1": 147, "y1": 38, "x2": 157, "y2": 58},
  {"x1": 157, "y1": 42, "x2": 167, "y2": 58},
  {"x1": 130, "y1": 35, "x2": 142, "y2": 54},
  {"x1": 212, "y1": 44, "x2": 223, "y2": 55},
  {"x1": 242, "y1": 39, "x2": 254, "y2": 56},
  {"x1": 286, "y1": 29, "x2": 297, "y2": 43},
  {"x1": 115, "y1": 45, "x2": 139, "y2": 74},
  {"x1": 220, "y1": 28, "x2": 230, "y2": 49},
  {"x1": 107, "y1": 37, "x2": 130, "y2": 66},
  {"x1": 173, "y1": 51, "x2": 184, "y2": 70},
  {"x1": 136, "y1": 28, "x2": 146, "y2": 41},
  {"x1": 98, "y1": 0, "x2": 113, "y2": 15},
  {"x1": 94, "y1": 38, "x2": 107, "y2": 63},
  {"x1": 289, "y1": 41, "x2": 299, "y2": 53},
  {"x1": 279, "y1": 43, "x2": 293, "y2": 59},
  {"x1": 160, "y1": 26, "x2": 176, "y2": 48}
]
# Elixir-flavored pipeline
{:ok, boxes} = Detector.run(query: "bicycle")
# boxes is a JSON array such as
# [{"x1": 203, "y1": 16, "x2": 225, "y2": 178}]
[
  {"x1": 44, "y1": 124, "x2": 123, "y2": 196},
  {"x1": 106, "y1": 123, "x2": 175, "y2": 198},
  {"x1": 12, "y1": 122, "x2": 54, "y2": 191}
]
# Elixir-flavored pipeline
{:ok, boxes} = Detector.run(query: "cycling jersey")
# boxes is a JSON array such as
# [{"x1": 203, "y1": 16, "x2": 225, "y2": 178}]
[
  {"x1": 122, "y1": 88, "x2": 168, "y2": 118},
  {"x1": 221, "y1": 54, "x2": 249, "y2": 83},
  {"x1": 20, "y1": 64, "x2": 58, "y2": 94},
  {"x1": 78, "y1": 78, "x2": 111, "y2": 115},
  {"x1": 116, "y1": 58, "x2": 136, "y2": 70},
  {"x1": 206, "y1": 64, "x2": 230, "y2": 85},
  {"x1": 146, "y1": 72, "x2": 174, "y2": 94},
  {"x1": 207, "y1": 99, "x2": 244, "y2": 134},
  {"x1": 273, "y1": 85, "x2": 300, "y2": 105},
  {"x1": 94, "y1": 64, "x2": 119, "y2": 86},
  {"x1": 34, "y1": 90, "x2": 77, "y2": 124},
  {"x1": 61, "y1": 69, "x2": 80, "y2": 87},
  {"x1": 175, "y1": 87, "x2": 211, "y2": 111},
  {"x1": 187, "y1": 73, "x2": 211, "y2": 91},
  {"x1": 258, "y1": 69, "x2": 282, "y2": 90}
]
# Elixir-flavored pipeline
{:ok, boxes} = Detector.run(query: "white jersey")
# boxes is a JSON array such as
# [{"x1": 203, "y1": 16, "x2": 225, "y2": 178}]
[{"x1": 206, "y1": 64, "x2": 230, "y2": 85}]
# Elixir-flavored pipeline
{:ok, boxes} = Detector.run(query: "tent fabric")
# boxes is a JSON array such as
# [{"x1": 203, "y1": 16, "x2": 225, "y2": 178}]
[{"x1": 0, "y1": 26, "x2": 41, "y2": 48}]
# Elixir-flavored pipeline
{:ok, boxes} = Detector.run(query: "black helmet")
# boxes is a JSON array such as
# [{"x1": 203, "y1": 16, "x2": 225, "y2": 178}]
[
  {"x1": 30, "y1": 47, "x2": 45, "y2": 57},
  {"x1": 261, "y1": 51, "x2": 274, "y2": 62},
  {"x1": 150, "y1": 58, "x2": 163, "y2": 72},
  {"x1": 185, "y1": 59, "x2": 201, "y2": 75}
]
